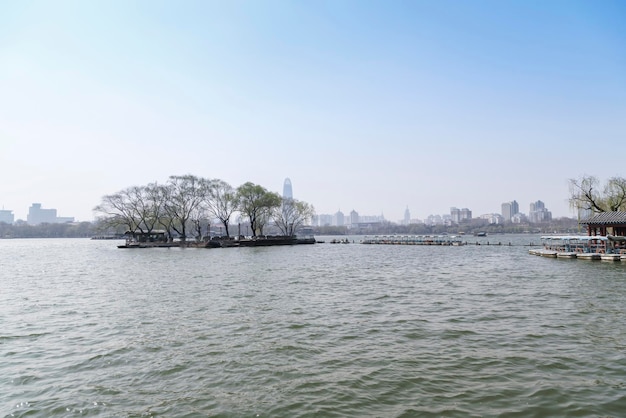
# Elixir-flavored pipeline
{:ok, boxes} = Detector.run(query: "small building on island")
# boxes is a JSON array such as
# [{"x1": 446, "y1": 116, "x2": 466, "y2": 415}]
[
  {"x1": 124, "y1": 229, "x2": 169, "y2": 243},
  {"x1": 580, "y1": 211, "x2": 626, "y2": 237}
]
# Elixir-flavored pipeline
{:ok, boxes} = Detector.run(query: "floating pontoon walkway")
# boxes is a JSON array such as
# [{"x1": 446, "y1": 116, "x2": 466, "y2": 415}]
[{"x1": 362, "y1": 235, "x2": 464, "y2": 246}]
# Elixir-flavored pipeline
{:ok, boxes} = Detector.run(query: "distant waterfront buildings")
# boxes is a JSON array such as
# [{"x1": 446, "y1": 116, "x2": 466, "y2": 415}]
[
  {"x1": 480, "y1": 213, "x2": 504, "y2": 224},
  {"x1": 450, "y1": 207, "x2": 460, "y2": 224},
  {"x1": 450, "y1": 207, "x2": 472, "y2": 224},
  {"x1": 312, "y1": 210, "x2": 385, "y2": 227},
  {"x1": 312, "y1": 214, "x2": 333, "y2": 226},
  {"x1": 425, "y1": 214, "x2": 444, "y2": 226},
  {"x1": 359, "y1": 214, "x2": 386, "y2": 223},
  {"x1": 511, "y1": 213, "x2": 527, "y2": 224},
  {"x1": 27, "y1": 203, "x2": 75, "y2": 225},
  {"x1": 0, "y1": 209, "x2": 14, "y2": 224},
  {"x1": 313, "y1": 200, "x2": 559, "y2": 229},
  {"x1": 349, "y1": 210, "x2": 359, "y2": 225},
  {"x1": 501, "y1": 200, "x2": 519, "y2": 222},
  {"x1": 528, "y1": 200, "x2": 552, "y2": 223},
  {"x1": 333, "y1": 210, "x2": 345, "y2": 227}
]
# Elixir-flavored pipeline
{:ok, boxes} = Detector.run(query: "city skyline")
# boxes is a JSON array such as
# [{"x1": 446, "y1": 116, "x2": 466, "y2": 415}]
[
  {"x1": 314, "y1": 198, "x2": 555, "y2": 226},
  {"x1": 1, "y1": 1, "x2": 625, "y2": 223},
  {"x1": 1, "y1": 192, "x2": 558, "y2": 226}
]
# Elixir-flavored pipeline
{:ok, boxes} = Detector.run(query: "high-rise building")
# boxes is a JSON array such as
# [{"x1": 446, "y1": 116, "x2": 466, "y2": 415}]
[
  {"x1": 333, "y1": 210, "x2": 345, "y2": 226},
  {"x1": 460, "y1": 208, "x2": 472, "y2": 221},
  {"x1": 27, "y1": 203, "x2": 74, "y2": 225},
  {"x1": 27, "y1": 203, "x2": 57, "y2": 225},
  {"x1": 529, "y1": 200, "x2": 552, "y2": 223},
  {"x1": 501, "y1": 200, "x2": 519, "y2": 222},
  {"x1": 350, "y1": 210, "x2": 359, "y2": 225},
  {"x1": 316, "y1": 214, "x2": 333, "y2": 226},
  {"x1": 0, "y1": 209, "x2": 14, "y2": 224},
  {"x1": 282, "y1": 178, "x2": 293, "y2": 200},
  {"x1": 501, "y1": 203, "x2": 512, "y2": 221},
  {"x1": 404, "y1": 206, "x2": 411, "y2": 225},
  {"x1": 450, "y1": 207, "x2": 461, "y2": 224}
]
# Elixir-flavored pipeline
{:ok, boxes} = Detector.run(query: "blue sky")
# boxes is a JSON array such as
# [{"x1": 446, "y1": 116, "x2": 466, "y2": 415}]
[{"x1": 1, "y1": 0, "x2": 625, "y2": 222}]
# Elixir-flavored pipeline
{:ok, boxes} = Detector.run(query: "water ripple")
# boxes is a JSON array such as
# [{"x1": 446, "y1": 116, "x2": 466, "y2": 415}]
[{"x1": 2, "y1": 237, "x2": 626, "y2": 416}]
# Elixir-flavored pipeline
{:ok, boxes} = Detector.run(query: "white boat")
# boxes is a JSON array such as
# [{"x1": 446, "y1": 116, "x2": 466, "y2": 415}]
[
  {"x1": 600, "y1": 254, "x2": 621, "y2": 261},
  {"x1": 556, "y1": 252, "x2": 577, "y2": 259},
  {"x1": 538, "y1": 235, "x2": 611, "y2": 260}
]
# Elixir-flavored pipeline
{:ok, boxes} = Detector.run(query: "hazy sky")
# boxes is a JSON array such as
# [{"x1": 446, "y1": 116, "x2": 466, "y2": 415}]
[{"x1": 1, "y1": 0, "x2": 625, "y2": 222}]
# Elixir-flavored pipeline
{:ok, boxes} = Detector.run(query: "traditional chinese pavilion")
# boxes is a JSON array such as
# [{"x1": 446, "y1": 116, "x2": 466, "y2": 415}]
[{"x1": 580, "y1": 211, "x2": 626, "y2": 236}]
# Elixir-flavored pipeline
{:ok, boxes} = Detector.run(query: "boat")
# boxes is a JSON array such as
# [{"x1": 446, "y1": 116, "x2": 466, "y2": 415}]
[
  {"x1": 536, "y1": 235, "x2": 615, "y2": 260},
  {"x1": 474, "y1": 231, "x2": 487, "y2": 237},
  {"x1": 118, "y1": 242, "x2": 147, "y2": 249},
  {"x1": 600, "y1": 254, "x2": 621, "y2": 261}
]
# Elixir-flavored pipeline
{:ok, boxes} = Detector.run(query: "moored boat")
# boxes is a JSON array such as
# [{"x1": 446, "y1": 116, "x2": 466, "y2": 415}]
[{"x1": 536, "y1": 235, "x2": 618, "y2": 261}]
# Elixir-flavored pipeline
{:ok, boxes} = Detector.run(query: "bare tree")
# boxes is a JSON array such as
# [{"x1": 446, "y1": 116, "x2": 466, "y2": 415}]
[
  {"x1": 569, "y1": 175, "x2": 626, "y2": 214},
  {"x1": 93, "y1": 191, "x2": 138, "y2": 232},
  {"x1": 163, "y1": 175, "x2": 206, "y2": 243},
  {"x1": 144, "y1": 182, "x2": 170, "y2": 235},
  {"x1": 206, "y1": 179, "x2": 238, "y2": 237},
  {"x1": 273, "y1": 198, "x2": 315, "y2": 236}
]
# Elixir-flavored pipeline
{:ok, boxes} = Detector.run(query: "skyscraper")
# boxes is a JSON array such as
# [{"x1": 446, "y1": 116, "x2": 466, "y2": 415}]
[
  {"x1": 350, "y1": 209, "x2": 359, "y2": 225},
  {"x1": 529, "y1": 200, "x2": 551, "y2": 223},
  {"x1": 282, "y1": 178, "x2": 293, "y2": 200},
  {"x1": 511, "y1": 200, "x2": 519, "y2": 215},
  {"x1": 334, "y1": 210, "x2": 345, "y2": 226},
  {"x1": 450, "y1": 207, "x2": 460, "y2": 223},
  {"x1": 0, "y1": 209, "x2": 14, "y2": 224},
  {"x1": 501, "y1": 200, "x2": 519, "y2": 222}
]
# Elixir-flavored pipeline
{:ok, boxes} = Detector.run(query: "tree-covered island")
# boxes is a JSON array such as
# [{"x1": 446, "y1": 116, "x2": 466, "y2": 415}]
[{"x1": 93, "y1": 174, "x2": 315, "y2": 243}]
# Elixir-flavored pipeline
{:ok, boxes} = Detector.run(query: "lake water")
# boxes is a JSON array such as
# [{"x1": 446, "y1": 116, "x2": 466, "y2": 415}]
[{"x1": 2, "y1": 236, "x2": 626, "y2": 417}]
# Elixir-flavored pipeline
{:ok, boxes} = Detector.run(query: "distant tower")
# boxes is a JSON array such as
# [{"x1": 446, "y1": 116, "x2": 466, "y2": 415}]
[
  {"x1": 334, "y1": 210, "x2": 345, "y2": 226},
  {"x1": 450, "y1": 207, "x2": 460, "y2": 224},
  {"x1": 283, "y1": 178, "x2": 293, "y2": 200},
  {"x1": 404, "y1": 206, "x2": 411, "y2": 225},
  {"x1": 350, "y1": 209, "x2": 359, "y2": 225}
]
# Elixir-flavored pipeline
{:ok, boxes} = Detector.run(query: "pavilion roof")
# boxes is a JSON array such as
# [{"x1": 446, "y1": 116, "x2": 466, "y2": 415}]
[{"x1": 580, "y1": 211, "x2": 626, "y2": 225}]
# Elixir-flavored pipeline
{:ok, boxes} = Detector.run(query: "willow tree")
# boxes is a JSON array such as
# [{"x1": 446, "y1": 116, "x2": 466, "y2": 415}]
[
  {"x1": 569, "y1": 175, "x2": 626, "y2": 214},
  {"x1": 273, "y1": 198, "x2": 315, "y2": 236},
  {"x1": 236, "y1": 182, "x2": 282, "y2": 236}
]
